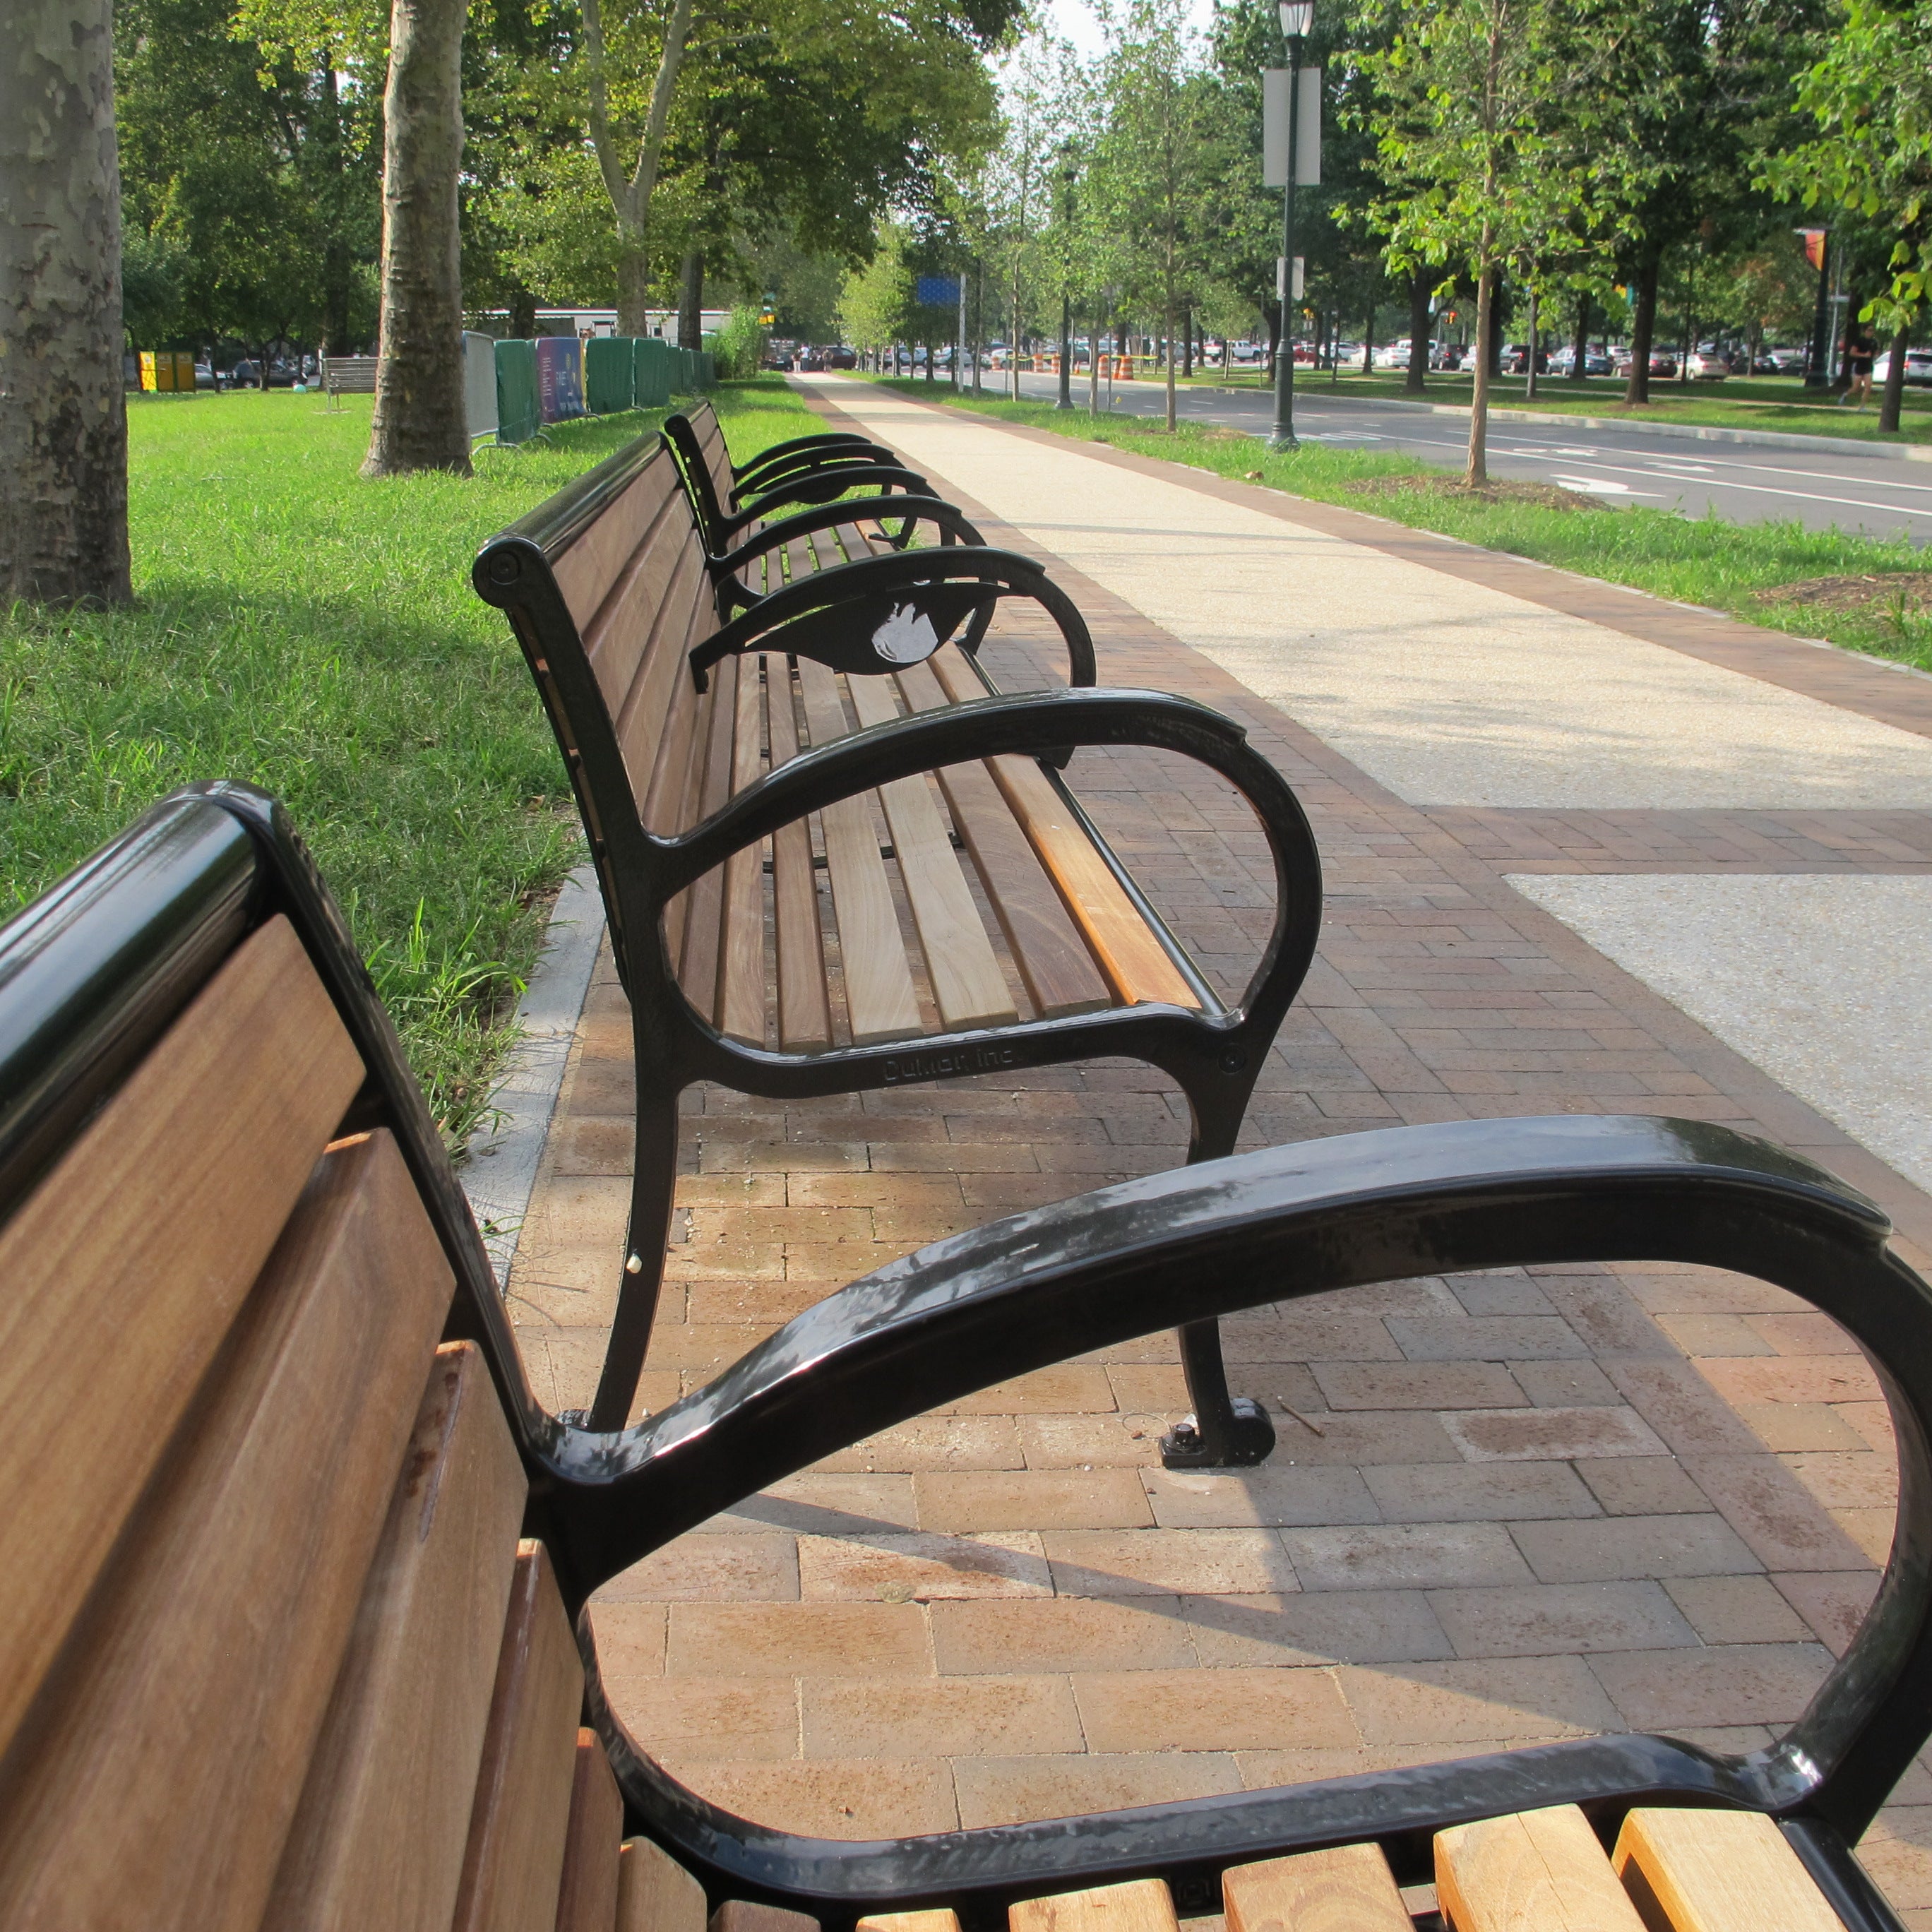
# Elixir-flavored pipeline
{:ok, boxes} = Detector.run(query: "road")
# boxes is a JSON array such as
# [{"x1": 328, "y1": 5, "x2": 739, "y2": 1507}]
[{"x1": 994, "y1": 367, "x2": 1932, "y2": 545}]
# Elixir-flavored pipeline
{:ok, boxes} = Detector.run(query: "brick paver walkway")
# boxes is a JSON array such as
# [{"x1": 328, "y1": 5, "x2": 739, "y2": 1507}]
[{"x1": 503, "y1": 386, "x2": 1932, "y2": 1921}]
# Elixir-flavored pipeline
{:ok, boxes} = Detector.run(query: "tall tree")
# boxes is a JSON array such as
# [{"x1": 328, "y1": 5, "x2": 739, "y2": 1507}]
[
  {"x1": 1356, "y1": 0, "x2": 1621, "y2": 478},
  {"x1": 364, "y1": 0, "x2": 470, "y2": 475},
  {"x1": 1765, "y1": 0, "x2": 1932, "y2": 430},
  {"x1": 1097, "y1": 0, "x2": 1214, "y2": 430},
  {"x1": 0, "y1": 0, "x2": 130, "y2": 606}
]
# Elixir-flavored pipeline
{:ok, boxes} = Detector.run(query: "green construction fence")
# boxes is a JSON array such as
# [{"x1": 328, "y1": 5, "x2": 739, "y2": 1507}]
[
  {"x1": 584, "y1": 336, "x2": 636, "y2": 413},
  {"x1": 634, "y1": 338, "x2": 673, "y2": 409},
  {"x1": 494, "y1": 339, "x2": 541, "y2": 444}
]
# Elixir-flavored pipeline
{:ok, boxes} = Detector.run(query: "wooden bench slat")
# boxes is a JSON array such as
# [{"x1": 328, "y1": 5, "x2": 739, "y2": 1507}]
[
  {"x1": 676, "y1": 654, "x2": 741, "y2": 1024},
  {"x1": 618, "y1": 1836, "x2": 708, "y2": 1932},
  {"x1": 0, "y1": 913, "x2": 364, "y2": 1767},
  {"x1": 765, "y1": 657, "x2": 834, "y2": 1051},
  {"x1": 583, "y1": 472, "x2": 689, "y2": 715},
  {"x1": 717, "y1": 654, "x2": 770, "y2": 1044},
  {"x1": 1611, "y1": 1808, "x2": 1842, "y2": 1932},
  {"x1": 554, "y1": 1730, "x2": 626, "y2": 1932},
  {"x1": 557, "y1": 465, "x2": 674, "y2": 635},
  {"x1": 1436, "y1": 1804, "x2": 1647, "y2": 1932},
  {"x1": 795, "y1": 657, "x2": 924, "y2": 1044},
  {"x1": 895, "y1": 659, "x2": 1113, "y2": 1020},
  {"x1": 1008, "y1": 1877, "x2": 1179, "y2": 1932},
  {"x1": 1223, "y1": 1843, "x2": 1411, "y2": 1932},
  {"x1": 0, "y1": 1129, "x2": 453, "y2": 1932},
  {"x1": 926, "y1": 651, "x2": 1198, "y2": 1010},
  {"x1": 844, "y1": 674, "x2": 1018, "y2": 1030},
  {"x1": 712, "y1": 1906, "x2": 818, "y2": 1932},
  {"x1": 612, "y1": 524, "x2": 710, "y2": 784},
  {"x1": 262, "y1": 1339, "x2": 529, "y2": 1932},
  {"x1": 451, "y1": 1539, "x2": 585, "y2": 1932},
  {"x1": 857, "y1": 1914, "x2": 960, "y2": 1932}
]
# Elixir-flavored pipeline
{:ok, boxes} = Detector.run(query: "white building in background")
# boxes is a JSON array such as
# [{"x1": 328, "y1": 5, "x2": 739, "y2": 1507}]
[{"x1": 465, "y1": 308, "x2": 734, "y2": 339}]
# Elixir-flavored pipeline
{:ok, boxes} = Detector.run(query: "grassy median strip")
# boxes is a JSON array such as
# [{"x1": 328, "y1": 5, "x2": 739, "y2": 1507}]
[
  {"x1": 1170, "y1": 367, "x2": 1932, "y2": 443},
  {"x1": 0, "y1": 375, "x2": 828, "y2": 1147},
  {"x1": 873, "y1": 378, "x2": 1932, "y2": 673}
]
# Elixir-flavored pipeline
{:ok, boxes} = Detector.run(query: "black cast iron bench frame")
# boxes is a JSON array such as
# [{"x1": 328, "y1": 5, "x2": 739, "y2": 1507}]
[
  {"x1": 475, "y1": 434, "x2": 1328, "y2": 1465},
  {"x1": 9, "y1": 781, "x2": 1923, "y2": 1932}
]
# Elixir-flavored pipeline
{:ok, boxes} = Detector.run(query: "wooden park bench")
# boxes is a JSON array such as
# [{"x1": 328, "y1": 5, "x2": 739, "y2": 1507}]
[
  {"x1": 1, "y1": 779, "x2": 1921, "y2": 1931},
  {"x1": 475, "y1": 428, "x2": 1326, "y2": 1458},
  {"x1": 320, "y1": 353, "x2": 378, "y2": 406}
]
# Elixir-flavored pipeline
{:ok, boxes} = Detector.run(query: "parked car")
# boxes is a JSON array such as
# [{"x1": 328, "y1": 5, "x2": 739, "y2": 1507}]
[
  {"x1": 1372, "y1": 339, "x2": 1412, "y2": 370},
  {"x1": 1683, "y1": 350, "x2": 1729, "y2": 380},
  {"x1": 822, "y1": 345, "x2": 857, "y2": 370},
  {"x1": 1430, "y1": 342, "x2": 1467, "y2": 371},
  {"x1": 1875, "y1": 347, "x2": 1932, "y2": 386},
  {"x1": 1547, "y1": 346, "x2": 1616, "y2": 377},
  {"x1": 1498, "y1": 343, "x2": 1550, "y2": 374},
  {"x1": 1611, "y1": 349, "x2": 1678, "y2": 378}
]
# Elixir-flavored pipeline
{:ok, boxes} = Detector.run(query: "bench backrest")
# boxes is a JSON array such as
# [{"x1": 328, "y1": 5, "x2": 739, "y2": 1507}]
[
  {"x1": 321, "y1": 354, "x2": 378, "y2": 395},
  {"x1": 0, "y1": 786, "x2": 625, "y2": 1931}
]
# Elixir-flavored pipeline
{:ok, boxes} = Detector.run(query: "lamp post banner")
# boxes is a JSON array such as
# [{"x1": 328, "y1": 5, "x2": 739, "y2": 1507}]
[
  {"x1": 1296, "y1": 66, "x2": 1322, "y2": 186},
  {"x1": 1262, "y1": 68, "x2": 1291, "y2": 186}
]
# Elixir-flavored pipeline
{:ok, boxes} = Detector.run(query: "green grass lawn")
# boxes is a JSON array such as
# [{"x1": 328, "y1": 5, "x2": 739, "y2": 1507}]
[
  {"x1": 871, "y1": 378, "x2": 1932, "y2": 671},
  {"x1": 0, "y1": 375, "x2": 826, "y2": 1147},
  {"x1": 1157, "y1": 366, "x2": 1932, "y2": 441}
]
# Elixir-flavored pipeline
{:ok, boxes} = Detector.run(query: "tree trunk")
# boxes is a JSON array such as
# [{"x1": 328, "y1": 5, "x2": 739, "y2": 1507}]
[
  {"x1": 0, "y1": 0, "x2": 131, "y2": 605},
  {"x1": 1485, "y1": 285, "x2": 1504, "y2": 378},
  {"x1": 508, "y1": 285, "x2": 537, "y2": 338},
  {"x1": 1524, "y1": 286, "x2": 1539, "y2": 401},
  {"x1": 616, "y1": 242, "x2": 652, "y2": 336},
  {"x1": 364, "y1": 0, "x2": 469, "y2": 477},
  {"x1": 1407, "y1": 267, "x2": 1430, "y2": 395},
  {"x1": 1880, "y1": 318, "x2": 1911, "y2": 433},
  {"x1": 1182, "y1": 307, "x2": 1193, "y2": 378},
  {"x1": 1569, "y1": 291, "x2": 1590, "y2": 383},
  {"x1": 1625, "y1": 256, "x2": 1659, "y2": 407},
  {"x1": 1467, "y1": 265, "x2": 1493, "y2": 486},
  {"x1": 678, "y1": 250, "x2": 703, "y2": 350},
  {"x1": 1361, "y1": 302, "x2": 1373, "y2": 375}
]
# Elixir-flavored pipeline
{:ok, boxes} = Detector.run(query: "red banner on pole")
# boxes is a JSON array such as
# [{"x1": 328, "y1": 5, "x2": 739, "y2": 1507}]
[{"x1": 1799, "y1": 228, "x2": 1827, "y2": 271}]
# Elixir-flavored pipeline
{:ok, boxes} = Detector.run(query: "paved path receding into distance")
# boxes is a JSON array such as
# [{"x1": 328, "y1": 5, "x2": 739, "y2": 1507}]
[
  {"x1": 989, "y1": 367, "x2": 1932, "y2": 543},
  {"x1": 807, "y1": 373, "x2": 1932, "y2": 1207}
]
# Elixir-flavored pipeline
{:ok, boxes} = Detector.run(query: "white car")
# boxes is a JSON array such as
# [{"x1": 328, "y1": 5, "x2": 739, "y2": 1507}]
[
  {"x1": 1876, "y1": 347, "x2": 1932, "y2": 386},
  {"x1": 1372, "y1": 340, "x2": 1412, "y2": 370}
]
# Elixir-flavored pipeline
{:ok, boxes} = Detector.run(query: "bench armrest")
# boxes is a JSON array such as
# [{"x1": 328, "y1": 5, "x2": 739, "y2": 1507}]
[
  {"x1": 732, "y1": 441, "x2": 898, "y2": 498},
  {"x1": 708, "y1": 496, "x2": 984, "y2": 583},
  {"x1": 717, "y1": 465, "x2": 934, "y2": 535},
  {"x1": 732, "y1": 429, "x2": 888, "y2": 479},
  {"x1": 688, "y1": 546, "x2": 1097, "y2": 690},
  {"x1": 557, "y1": 1114, "x2": 1932, "y2": 1876},
  {"x1": 660, "y1": 682, "x2": 1322, "y2": 1042}
]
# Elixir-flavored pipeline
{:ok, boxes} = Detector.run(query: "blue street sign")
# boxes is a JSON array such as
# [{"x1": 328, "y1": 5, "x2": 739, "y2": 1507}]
[{"x1": 914, "y1": 275, "x2": 962, "y2": 307}]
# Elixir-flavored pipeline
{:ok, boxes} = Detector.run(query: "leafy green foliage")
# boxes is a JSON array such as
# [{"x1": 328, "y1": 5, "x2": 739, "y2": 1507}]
[
  {"x1": 0, "y1": 379, "x2": 828, "y2": 1145},
  {"x1": 1767, "y1": 0, "x2": 1932, "y2": 331}
]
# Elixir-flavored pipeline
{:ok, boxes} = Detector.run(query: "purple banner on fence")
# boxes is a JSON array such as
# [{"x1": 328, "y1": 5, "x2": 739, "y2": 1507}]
[{"x1": 536, "y1": 335, "x2": 585, "y2": 423}]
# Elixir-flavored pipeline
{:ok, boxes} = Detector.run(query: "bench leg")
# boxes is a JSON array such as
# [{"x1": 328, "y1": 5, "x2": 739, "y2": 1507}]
[
  {"x1": 585, "y1": 1087, "x2": 684, "y2": 1433},
  {"x1": 1159, "y1": 1096, "x2": 1276, "y2": 1470}
]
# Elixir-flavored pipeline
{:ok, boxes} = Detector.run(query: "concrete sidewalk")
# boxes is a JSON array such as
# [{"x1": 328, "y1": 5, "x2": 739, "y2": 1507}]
[{"x1": 506, "y1": 378, "x2": 1932, "y2": 1920}]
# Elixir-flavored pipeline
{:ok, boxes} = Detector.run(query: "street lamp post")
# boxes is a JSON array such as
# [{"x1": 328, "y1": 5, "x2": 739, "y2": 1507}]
[{"x1": 1269, "y1": 0, "x2": 1313, "y2": 451}]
